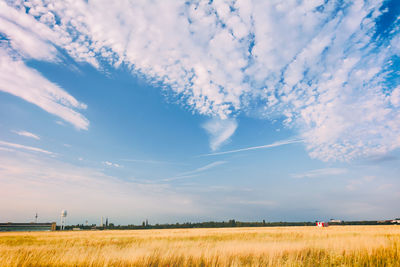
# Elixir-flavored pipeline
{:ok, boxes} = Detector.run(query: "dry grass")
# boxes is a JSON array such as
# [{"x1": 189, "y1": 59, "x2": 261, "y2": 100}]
[{"x1": 0, "y1": 225, "x2": 399, "y2": 266}]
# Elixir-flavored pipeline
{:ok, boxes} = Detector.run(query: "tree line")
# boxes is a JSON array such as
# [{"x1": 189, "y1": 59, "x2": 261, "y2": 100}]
[{"x1": 62, "y1": 219, "x2": 396, "y2": 230}]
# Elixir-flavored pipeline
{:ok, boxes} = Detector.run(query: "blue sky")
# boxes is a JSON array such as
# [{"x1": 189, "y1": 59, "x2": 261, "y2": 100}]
[{"x1": 0, "y1": 0, "x2": 399, "y2": 225}]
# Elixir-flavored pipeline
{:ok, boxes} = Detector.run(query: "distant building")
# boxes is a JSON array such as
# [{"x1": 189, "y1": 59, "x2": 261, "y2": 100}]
[
  {"x1": 390, "y1": 219, "x2": 400, "y2": 224},
  {"x1": 316, "y1": 221, "x2": 329, "y2": 227},
  {"x1": 329, "y1": 219, "x2": 342, "y2": 223},
  {"x1": 0, "y1": 222, "x2": 56, "y2": 232}
]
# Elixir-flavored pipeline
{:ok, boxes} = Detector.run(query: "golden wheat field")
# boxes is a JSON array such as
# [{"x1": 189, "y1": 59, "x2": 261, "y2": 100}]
[{"x1": 0, "y1": 225, "x2": 399, "y2": 266}]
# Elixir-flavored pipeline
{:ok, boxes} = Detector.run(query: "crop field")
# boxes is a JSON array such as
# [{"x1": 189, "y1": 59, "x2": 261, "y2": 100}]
[{"x1": 0, "y1": 225, "x2": 399, "y2": 266}]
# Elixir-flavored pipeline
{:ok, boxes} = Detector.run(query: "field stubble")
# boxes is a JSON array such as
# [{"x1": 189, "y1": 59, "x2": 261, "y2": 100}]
[{"x1": 0, "y1": 225, "x2": 399, "y2": 266}]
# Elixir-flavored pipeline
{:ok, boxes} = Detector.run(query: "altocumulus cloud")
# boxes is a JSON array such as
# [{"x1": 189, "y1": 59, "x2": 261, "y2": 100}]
[{"x1": 1, "y1": 0, "x2": 400, "y2": 160}]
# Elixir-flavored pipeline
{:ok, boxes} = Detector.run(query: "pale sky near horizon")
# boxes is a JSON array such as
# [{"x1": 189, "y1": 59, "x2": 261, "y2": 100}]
[{"x1": 0, "y1": 0, "x2": 399, "y2": 225}]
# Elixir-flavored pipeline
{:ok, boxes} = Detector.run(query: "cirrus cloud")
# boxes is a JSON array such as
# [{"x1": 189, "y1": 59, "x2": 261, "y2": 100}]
[{"x1": 0, "y1": 2, "x2": 89, "y2": 130}]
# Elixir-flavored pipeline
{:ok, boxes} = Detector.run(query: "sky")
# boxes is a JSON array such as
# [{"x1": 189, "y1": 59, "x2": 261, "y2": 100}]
[{"x1": 0, "y1": 0, "x2": 399, "y2": 225}]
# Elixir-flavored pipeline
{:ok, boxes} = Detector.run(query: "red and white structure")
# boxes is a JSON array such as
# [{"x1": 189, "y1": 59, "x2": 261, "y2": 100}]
[{"x1": 316, "y1": 221, "x2": 329, "y2": 227}]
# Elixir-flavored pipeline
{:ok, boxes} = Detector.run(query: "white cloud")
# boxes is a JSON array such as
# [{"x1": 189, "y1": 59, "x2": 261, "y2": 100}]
[
  {"x1": 201, "y1": 138, "x2": 302, "y2": 156},
  {"x1": 202, "y1": 118, "x2": 238, "y2": 151},
  {"x1": 292, "y1": 168, "x2": 347, "y2": 179},
  {"x1": 0, "y1": 2, "x2": 58, "y2": 61},
  {"x1": 2, "y1": 0, "x2": 400, "y2": 160},
  {"x1": 391, "y1": 86, "x2": 400, "y2": 107},
  {"x1": 12, "y1": 130, "x2": 40, "y2": 140},
  {"x1": 0, "y1": 140, "x2": 54, "y2": 155},
  {"x1": 102, "y1": 161, "x2": 121, "y2": 168}
]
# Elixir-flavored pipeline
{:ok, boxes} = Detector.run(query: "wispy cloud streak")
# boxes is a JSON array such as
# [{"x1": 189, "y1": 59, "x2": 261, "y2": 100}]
[
  {"x1": 162, "y1": 161, "x2": 227, "y2": 182},
  {"x1": 0, "y1": 140, "x2": 54, "y2": 155},
  {"x1": 182, "y1": 161, "x2": 227, "y2": 175},
  {"x1": 292, "y1": 168, "x2": 347, "y2": 179},
  {"x1": 120, "y1": 159, "x2": 183, "y2": 165},
  {"x1": 200, "y1": 139, "x2": 303, "y2": 157},
  {"x1": 162, "y1": 174, "x2": 200, "y2": 182},
  {"x1": 12, "y1": 130, "x2": 40, "y2": 140}
]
